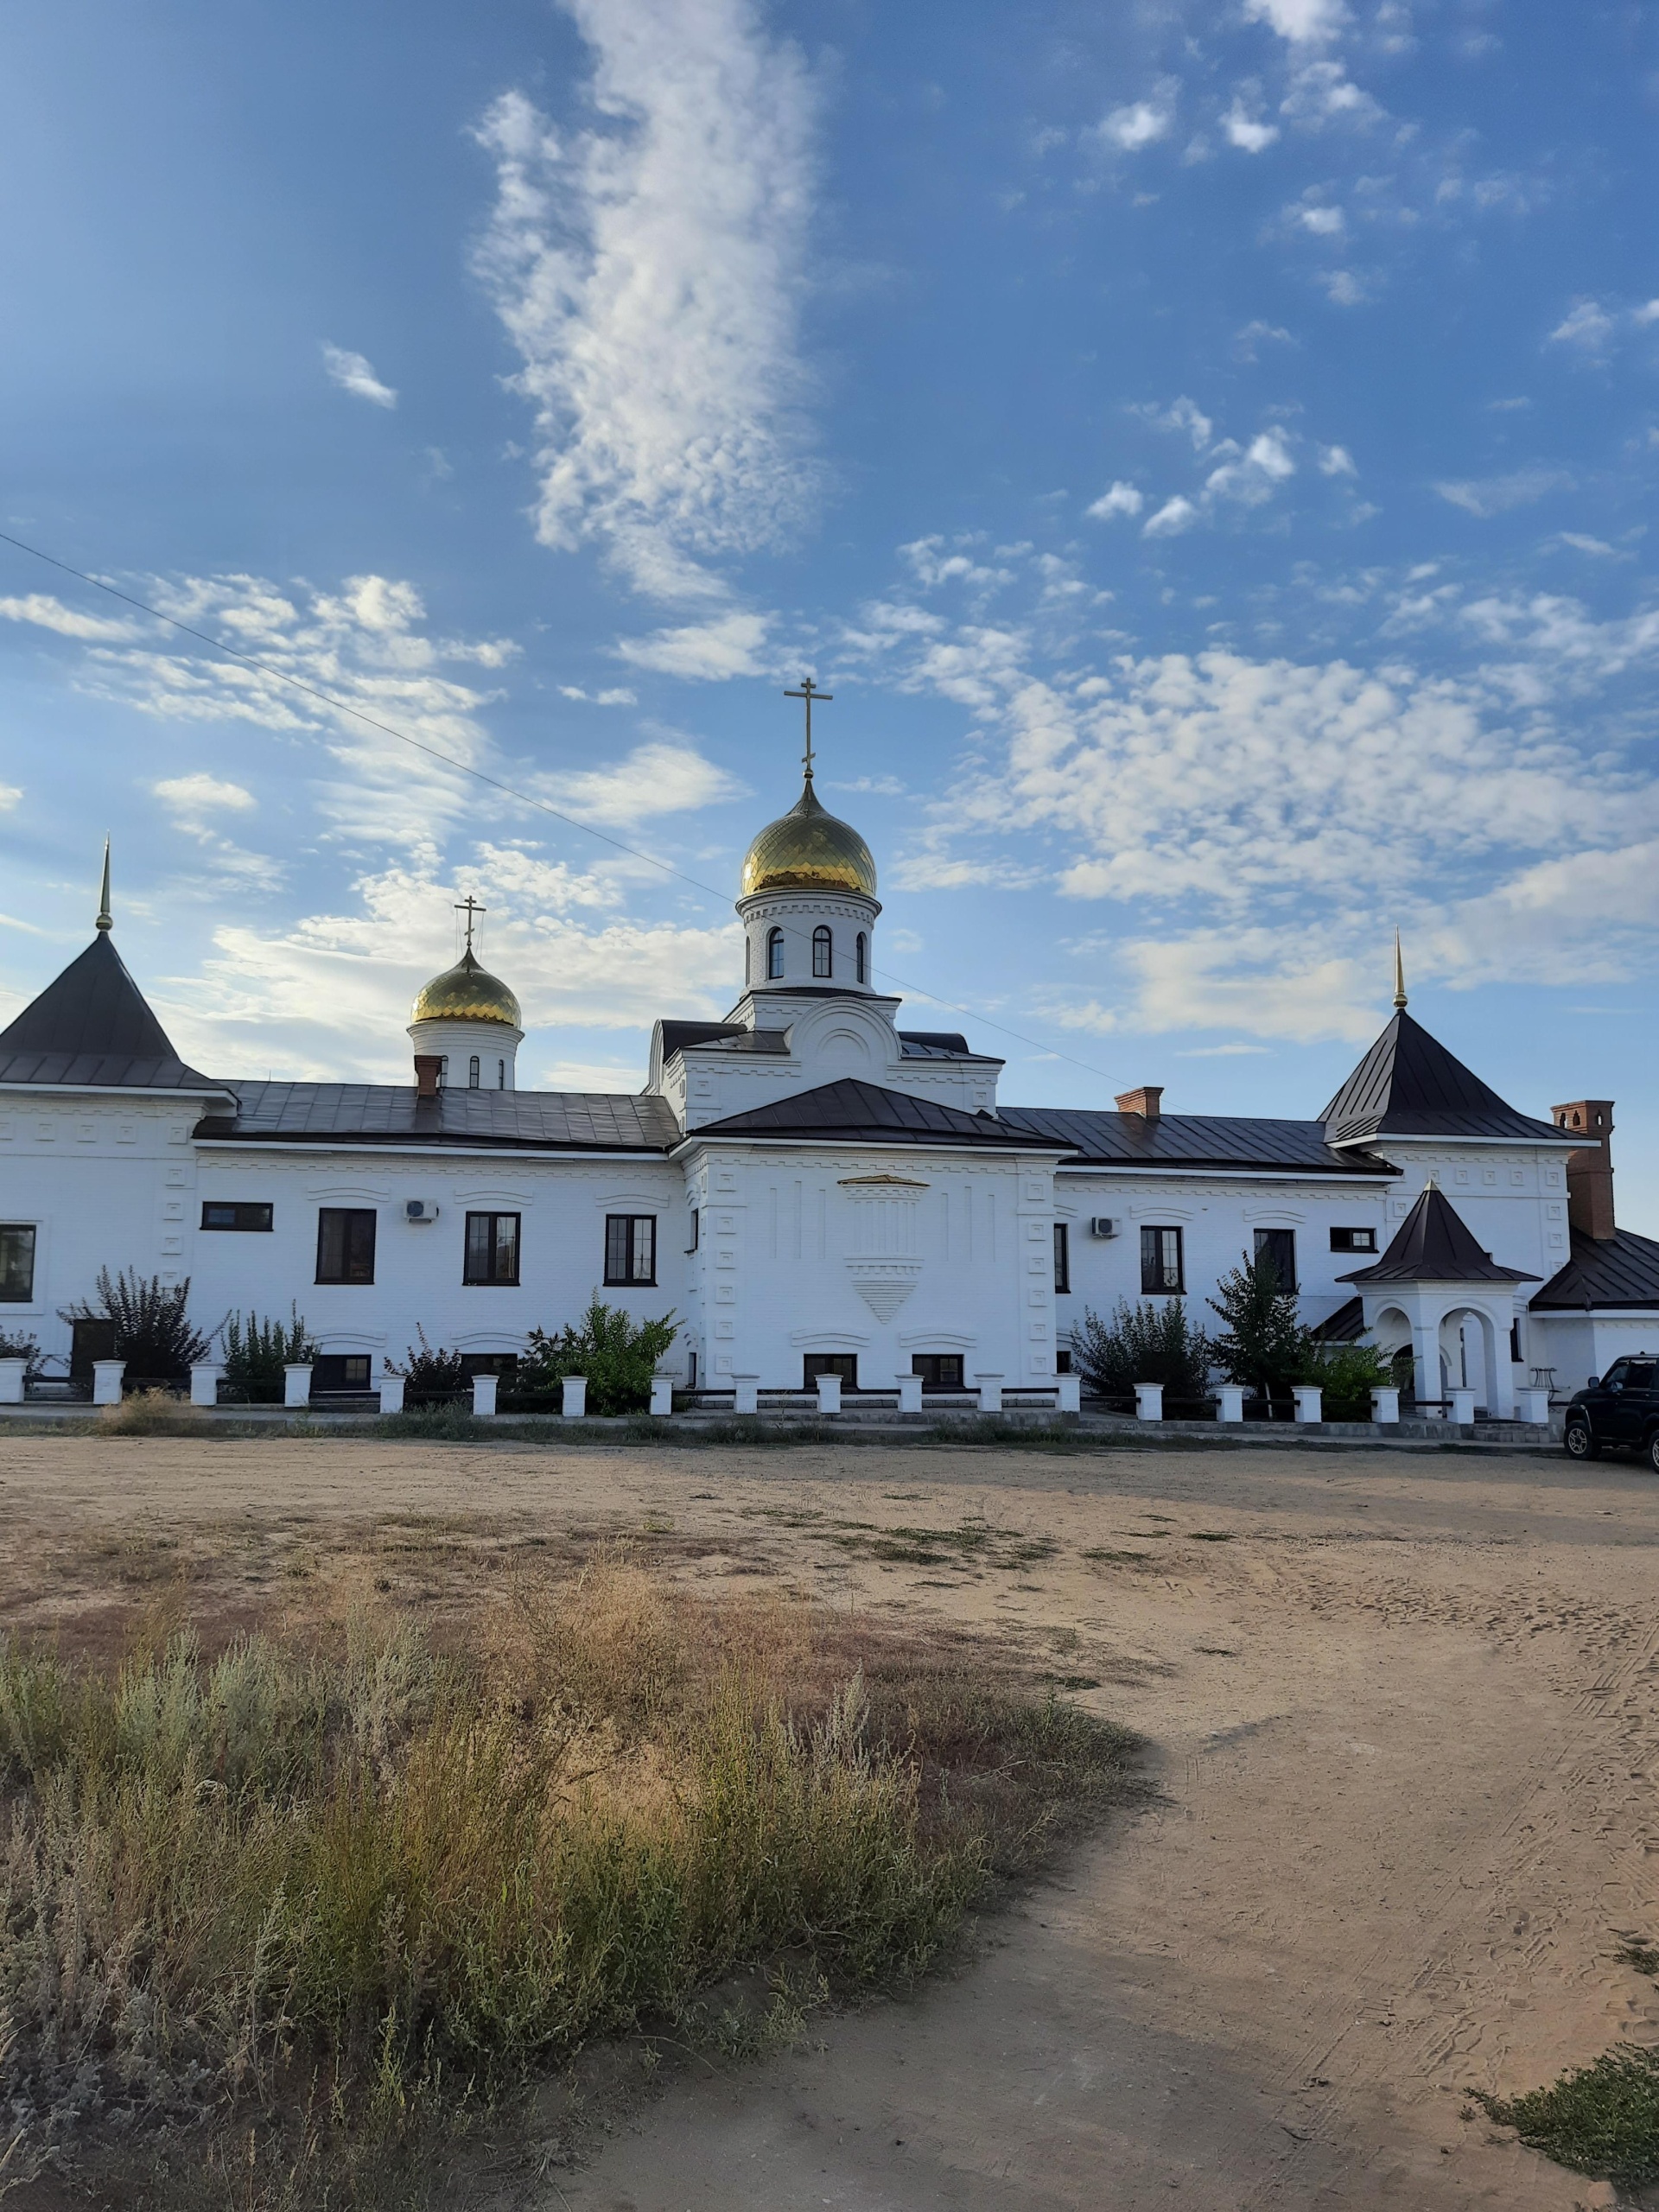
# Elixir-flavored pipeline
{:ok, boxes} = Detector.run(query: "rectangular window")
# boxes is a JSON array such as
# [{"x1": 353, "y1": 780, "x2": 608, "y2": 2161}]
[
  {"x1": 912, "y1": 1353, "x2": 965, "y2": 1391},
  {"x1": 312, "y1": 1353, "x2": 372, "y2": 1393},
  {"x1": 0, "y1": 1225, "x2": 36, "y2": 1302},
  {"x1": 1254, "y1": 1227, "x2": 1297, "y2": 1292},
  {"x1": 316, "y1": 1208, "x2": 376, "y2": 1285},
  {"x1": 1052, "y1": 1221, "x2": 1071, "y2": 1294},
  {"x1": 604, "y1": 1214, "x2": 657, "y2": 1287},
  {"x1": 1056, "y1": 1347, "x2": 1073, "y2": 1375},
  {"x1": 804, "y1": 1352, "x2": 857, "y2": 1389},
  {"x1": 1140, "y1": 1225, "x2": 1184, "y2": 1295},
  {"x1": 200, "y1": 1201, "x2": 274, "y2": 1232},
  {"x1": 463, "y1": 1211, "x2": 520, "y2": 1286},
  {"x1": 1329, "y1": 1226, "x2": 1376, "y2": 1254},
  {"x1": 687, "y1": 1206, "x2": 700, "y2": 1253}
]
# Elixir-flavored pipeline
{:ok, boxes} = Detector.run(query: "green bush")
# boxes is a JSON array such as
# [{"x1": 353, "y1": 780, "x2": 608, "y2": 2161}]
[
  {"x1": 1069, "y1": 1298, "x2": 1211, "y2": 1400},
  {"x1": 518, "y1": 1294, "x2": 678, "y2": 1415},
  {"x1": 389, "y1": 1326, "x2": 469, "y2": 1399},
  {"x1": 1478, "y1": 2045, "x2": 1659, "y2": 2190},
  {"x1": 60, "y1": 1267, "x2": 212, "y2": 1381},
  {"x1": 0, "y1": 1330, "x2": 41, "y2": 1375},
  {"x1": 222, "y1": 1305, "x2": 316, "y2": 1402},
  {"x1": 1300, "y1": 1338, "x2": 1394, "y2": 1419}
]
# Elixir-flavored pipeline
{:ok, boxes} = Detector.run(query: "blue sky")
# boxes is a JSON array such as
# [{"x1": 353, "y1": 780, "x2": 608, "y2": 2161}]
[{"x1": 3, "y1": 0, "x2": 1657, "y2": 1219}]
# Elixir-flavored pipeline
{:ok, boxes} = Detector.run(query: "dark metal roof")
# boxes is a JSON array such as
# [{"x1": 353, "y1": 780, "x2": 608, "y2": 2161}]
[
  {"x1": 898, "y1": 1030, "x2": 972, "y2": 1059},
  {"x1": 690, "y1": 1078, "x2": 1063, "y2": 1149},
  {"x1": 1312, "y1": 1296, "x2": 1366, "y2": 1343},
  {"x1": 1321, "y1": 1012, "x2": 1561, "y2": 1147},
  {"x1": 0, "y1": 932, "x2": 219, "y2": 1091},
  {"x1": 1337, "y1": 1183, "x2": 1538, "y2": 1285},
  {"x1": 998, "y1": 1105, "x2": 1395, "y2": 1177},
  {"x1": 657, "y1": 1020, "x2": 790, "y2": 1060},
  {"x1": 1532, "y1": 1227, "x2": 1659, "y2": 1311},
  {"x1": 194, "y1": 1082, "x2": 681, "y2": 1153}
]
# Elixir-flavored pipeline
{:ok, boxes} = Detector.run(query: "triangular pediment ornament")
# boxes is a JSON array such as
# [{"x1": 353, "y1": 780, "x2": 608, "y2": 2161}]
[{"x1": 846, "y1": 1259, "x2": 922, "y2": 1322}]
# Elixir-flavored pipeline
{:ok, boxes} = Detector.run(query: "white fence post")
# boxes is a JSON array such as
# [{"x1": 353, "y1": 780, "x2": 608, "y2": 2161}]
[
  {"x1": 975, "y1": 1372, "x2": 1004, "y2": 1414},
  {"x1": 1292, "y1": 1383, "x2": 1324, "y2": 1425},
  {"x1": 189, "y1": 1363, "x2": 223, "y2": 1408},
  {"x1": 1056, "y1": 1372, "x2": 1081, "y2": 1414},
  {"x1": 562, "y1": 1376, "x2": 588, "y2": 1419},
  {"x1": 379, "y1": 1375, "x2": 405, "y2": 1414},
  {"x1": 896, "y1": 1372, "x2": 923, "y2": 1414},
  {"x1": 815, "y1": 1374, "x2": 842, "y2": 1416},
  {"x1": 93, "y1": 1360, "x2": 126, "y2": 1408},
  {"x1": 472, "y1": 1374, "x2": 499, "y2": 1418},
  {"x1": 283, "y1": 1363, "x2": 312, "y2": 1409},
  {"x1": 733, "y1": 1374, "x2": 760, "y2": 1415},
  {"x1": 1513, "y1": 1387, "x2": 1549, "y2": 1424},
  {"x1": 0, "y1": 1357, "x2": 28, "y2": 1405},
  {"x1": 1370, "y1": 1385, "x2": 1400, "y2": 1425},
  {"x1": 650, "y1": 1376, "x2": 674, "y2": 1417},
  {"x1": 1133, "y1": 1382, "x2": 1163, "y2": 1421},
  {"x1": 1448, "y1": 1387, "x2": 1477, "y2": 1427},
  {"x1": 1216, "y1": 1383, "x2": 1244, "y2": 1422}
]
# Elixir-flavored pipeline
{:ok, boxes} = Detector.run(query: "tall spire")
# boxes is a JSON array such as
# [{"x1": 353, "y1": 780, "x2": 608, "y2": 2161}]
[
  {"x1": 1391, "y1": 927, "x2": 1407, "y2": 1012},
  {"x1": 95, "y1": 839, "x2": 112, "y2": 933}
]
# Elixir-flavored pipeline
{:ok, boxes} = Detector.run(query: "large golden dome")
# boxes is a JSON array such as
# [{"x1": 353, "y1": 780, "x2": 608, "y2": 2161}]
[
  {"x1": 410, "y1": 949, "x2": 522, "y2": 1028},
  {"x1": 741, "y1": 777, "x2": 877, "y2": 899}
]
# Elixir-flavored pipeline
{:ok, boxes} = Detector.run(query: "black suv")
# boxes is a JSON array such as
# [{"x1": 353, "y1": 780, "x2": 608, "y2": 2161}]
[{"x1": 1563, "y1": 1357, "x2": 1659, "y2": 1472}]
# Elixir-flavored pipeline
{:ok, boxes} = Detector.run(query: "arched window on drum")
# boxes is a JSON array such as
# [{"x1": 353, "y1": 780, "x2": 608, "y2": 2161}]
[{"x1": 812, "y1": 925, "x2": 832, "y2": 979}]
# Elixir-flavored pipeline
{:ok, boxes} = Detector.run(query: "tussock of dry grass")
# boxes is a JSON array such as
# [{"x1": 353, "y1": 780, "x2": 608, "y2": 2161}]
[{"x1": 0, "y1": 1559, "x2": 1136, "y2": 2199}]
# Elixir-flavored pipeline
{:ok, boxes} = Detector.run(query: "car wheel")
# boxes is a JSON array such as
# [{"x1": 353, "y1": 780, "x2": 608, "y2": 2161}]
[
  {"x1": 1646, "y1": 1429, "x2": 1659, "y2": 1477},
  {"x1": 1564, "y1": 1419, "x2": 1599, "y2": 1460}
]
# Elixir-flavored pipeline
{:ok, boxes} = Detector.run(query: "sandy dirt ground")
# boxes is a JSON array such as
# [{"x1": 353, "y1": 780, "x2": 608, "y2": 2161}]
[{"x1": 1, "y1": 1428, "x2": 1656, "y2": 2209}]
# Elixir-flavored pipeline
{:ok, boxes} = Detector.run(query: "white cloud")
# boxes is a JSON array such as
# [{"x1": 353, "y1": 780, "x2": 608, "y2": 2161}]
[
  {"x1": 1138, "y1": 395, "x2": 1213, "y2": 448},
  {"x1": 1296, "y1": 202, "x2": 1344, "y2": 235},
  {"x1": 1318, "y1": 443, "x2": 1357, "y2": 475},
  {"x1": 559, "y1": 683, "x2": 639, "y2": 704},
  {"x1": 1635, "y1": 301, "x2": 1659, "y2": 327},
  {"x1": 0, "y1": 785, "x2": 20, "y2": 810},
  {"x1": 1096, "y1": 81, "x2": 1178, "y2": 152},
  {"x1": 1548, "y1": 299, "x2": 1615, "y2": 350},
  {"x1": 1233, "y1": 319, "x2": 1294, "y2": 359},
  {"x1": 0, "y1": 593, "x2": 135, "y2": 642},
  {"x1": 1281, "y1": 63, "x2": 1382, "y2": 128},
  {"x1": 1244, "y1": 0, "x2": 1348, "y2": 41},
  {"x1": 537, "y1": 737, "x2": 745, "y2": 825},
  {"x1": 1554, "y1": 533, "x2": 1621, "y2": 558},
  {"x1": 470, "y1": 0, "x2": 818, "y2": 602},
  {"x1": 1141, "y1": 496, "x2": 1199, "y2": 538},
  {"x1": 321, "y1": 344, "x2": 398, "y2": 410},
  {"x1": 614, "y1": 609, "x2": 770, "y2": 679},
  {"x1": 1320, "y1": 269, "x2": 1366, "y2": 306},
  {"x1": 154, "y1": 773, "x2": 256, "y2": 816},
  {"x1": 1433, "y1": 467, "x2": 1571, "y2": 518},
  {"x1": 1205, "y1": 428, "x2": 1296, "y2": 505},
  {"x1": 1086, "y1": 481, "x2": 1145, "y2": 521},
  {"x1": 1223, "y1": 99, "x2": 1280, "y2": 153}
]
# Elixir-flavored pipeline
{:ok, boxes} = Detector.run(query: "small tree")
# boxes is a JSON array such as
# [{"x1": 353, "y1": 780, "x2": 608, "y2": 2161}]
[
  {"x1": 222, "y1": 1306, "x2": 317, "y2": 1402},
  {"x1": 518, "y1": 1294, "x2": 678, "y2": 1416},
  {"x1": 1206, "y1": 1249, "x2": 1307, "y2": 1402},
  {"x1": 388, "y1": 1326, "x2": 469, "y2": 1401},
  {"x1": 1071, "y1": 1298, "x2": 1211, "y2": 1401},
  {"x1": 60, "y1": 1268, "x2": 211, "y2": 1382}
]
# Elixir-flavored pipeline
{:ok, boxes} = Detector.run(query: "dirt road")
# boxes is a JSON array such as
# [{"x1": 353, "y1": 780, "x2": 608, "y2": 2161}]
[{"x1": 0, "y1": 1429, "x2": 1653, "y2": 2207}]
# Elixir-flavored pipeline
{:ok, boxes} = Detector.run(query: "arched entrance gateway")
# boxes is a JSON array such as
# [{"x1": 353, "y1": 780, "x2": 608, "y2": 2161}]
[{"x1": 1337, "y1": 1182, "x2": 1537, "y2": 1418}]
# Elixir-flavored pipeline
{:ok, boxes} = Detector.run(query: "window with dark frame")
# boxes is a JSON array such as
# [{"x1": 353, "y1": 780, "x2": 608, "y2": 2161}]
[
  {"x1": 1254, "y1": 1227, "x2": 1297, "y2": 1291},
  {"x1": 912, "y1": 1352, "x2": 964, "y2": 1391},
  {"x1": 315, "y1": 1208, "x2": 377, "y2": 1285},
  {"x1": 463, "y1": 1211, "x2": 520, "y2": 1286},
  {"x1": 604, "y1": 1213, "x2": 657, "y2": 1286},
  {"x1": 686, "y1": 1206, "x2": 700, "y2": 1253},
  {"x1": 497, "y1": 1058, "x2": 505, "y2": 1090},
  {"x1": 468, "y1": 1054, "x2": 480, "y2": 1089},
  {"x1": 804, "y1": 1351, "x2": 857, "y2": 1389},
  {"x1": 200, "y1": 1202, "x2": 274, "y2": 1233},
  {"x1": 1056, "y1": 1346, "x2": 1073, "y2": 1374},
  {"x1": 0, "y1": 1224, "x2": 36, "y2": 1302},
  {"x1": 855, "y1": 931, "x2": 868, "y2": 984},
  {"x1": 812, "y1": 924, "x2": 832, "y2": 978},
  {"x1": 1140, "y1": 1224, "x2": 1184, "y2": 1294},
  {"x1": 766, "y1": 927, "x2": 785, "y2": 980},
  {"x1": 1052, "y1": 1220, "x2": 1071, "y2": 1294},
  {"x1": 1329, "y1": 1226, "x2": 1377, "y2": 1253}
]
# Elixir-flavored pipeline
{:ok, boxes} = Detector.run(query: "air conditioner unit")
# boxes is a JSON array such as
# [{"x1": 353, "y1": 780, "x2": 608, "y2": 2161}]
[
  {"x1": 405, "y1": 1199, "x2": 438, "y2": 1224},
  {"x1": 1088, "y1": 1216, "x2": 1118, "y2": 1239}
]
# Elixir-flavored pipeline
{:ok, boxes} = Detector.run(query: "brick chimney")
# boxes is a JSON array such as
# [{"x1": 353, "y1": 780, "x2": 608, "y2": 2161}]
[
  {"x1": 414, "y1": 1054, "x2": 442, "y2": 1099},
  {"x1": 1550, "y1": 1097, "x2": 1615, "y2": 1241},
  {"x1": 1116, "y1": 1085, "x2": 1163, "y2": 1119}
]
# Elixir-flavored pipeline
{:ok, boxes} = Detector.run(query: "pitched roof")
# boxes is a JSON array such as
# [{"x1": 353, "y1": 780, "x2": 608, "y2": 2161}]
[
  {"x1": 1337, "y1": 1183, "x2": 1538, "y2": 1285},
  {"x1": 657, "y1": 1021, "x2": 790, "y2": 1060},
  {"x1": 998, "y1": 1106, "x2": 1395, "y2": 1177},
  {"x1": 1321, "y1": 1011, "x2": 1560, "y2": 1147},
  {"x1": 0, "y1": 932, "x2": 219, "y2": 1091},
  {"x1": 898, "y1": 1030, "x2": 972, "y2": 1058},
  {"x1": 690, "y1": 1077, "x2": 1062, "y2": 1148},
  {"x1": 1531, "y1": 1227, "x2": 1659, "y2": 1311},
  {"x1": 194, "y1": 1082, "x2": 681, "y2": 1153}
]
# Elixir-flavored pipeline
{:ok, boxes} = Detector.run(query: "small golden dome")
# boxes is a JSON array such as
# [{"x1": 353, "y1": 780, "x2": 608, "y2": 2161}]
[
  {"x1": 410, "y1": 949, "x2": 522, "y2": 1029},
  {"x1": 741, "y1": 777, "x2": 877, "y2": 899}
]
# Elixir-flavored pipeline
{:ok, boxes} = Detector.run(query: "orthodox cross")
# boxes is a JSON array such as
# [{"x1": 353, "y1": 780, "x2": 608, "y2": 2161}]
[
  {"x1": 455, "y1": 894, "x2": 486, "y2": 955},
  {"x1": 784, "y1": 677, "x2": 831, "y2": 779}
]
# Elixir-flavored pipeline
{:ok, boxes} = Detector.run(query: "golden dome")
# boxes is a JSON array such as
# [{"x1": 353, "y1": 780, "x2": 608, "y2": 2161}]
[
  {"x1": 741, "y1": 777, "x2": 877, "y2": 899},
  {"x1": 410, "y1": 949, "x2": 522, "y2": 1029}
]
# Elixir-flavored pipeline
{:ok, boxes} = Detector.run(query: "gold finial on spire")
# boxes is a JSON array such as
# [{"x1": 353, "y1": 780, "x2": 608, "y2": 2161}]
[
  {"x1": 783, "y1": 677, "x2": 831, "y2": 782},
  {"x1": 95, "y1": 839, "x2": 112, "y2": 932},
  {"x1": 1392, "y1": 927, "x2": 1407, "y2": 1012}
]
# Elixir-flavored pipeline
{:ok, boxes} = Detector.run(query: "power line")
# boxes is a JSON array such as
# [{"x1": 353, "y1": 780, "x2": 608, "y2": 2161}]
[{"x1": 0, "y1": 526, "x2": 1120, "y2": 1090}]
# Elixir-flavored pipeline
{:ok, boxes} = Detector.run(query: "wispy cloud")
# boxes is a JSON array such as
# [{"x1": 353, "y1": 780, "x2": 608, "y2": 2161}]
[
  {"x1": 1095, "y1": 79, "x2": 1178, "y2": 153},
  {"x1": 321, "y1": 344, "x2": 398, "y2": 409},
  {"x1": 1222, "y1": 94, "x2": 1280, "y2": 153},
  {"x1": 1243, "y1": 0, "x2": 1348, "y2": 43},
  {"x1": 470, "y1": 0, "x2": 819, "y2": 602},
  {"x1": 154, "y1": 773, "x2": 257, "y2": 819},
  {"x1": 614, "y1": 609, "x2": 771, "y2": 679},
  {"x1": 0, "y1": 593, "x2": 135, "y2": 642},
  {"x1": 536, "y1": 736, "x2": 745, "y2": 825},
  {"x1": 1433, "y1": 467, "x2": 1571, "y2": 518},
  {"x1": 1086, "y1": 481, "x2": 1144, "y2": 521}
]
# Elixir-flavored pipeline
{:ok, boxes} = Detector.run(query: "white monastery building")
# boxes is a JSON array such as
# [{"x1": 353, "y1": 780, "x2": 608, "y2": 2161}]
[{"x1": 2, "y1": 763, "x2": 1656, "y2": 1414}]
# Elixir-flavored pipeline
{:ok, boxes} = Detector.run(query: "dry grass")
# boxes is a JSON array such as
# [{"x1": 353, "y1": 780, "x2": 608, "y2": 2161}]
[{"x1": 0, "y1": 1556, "x2": 1137, "y2": 2208}]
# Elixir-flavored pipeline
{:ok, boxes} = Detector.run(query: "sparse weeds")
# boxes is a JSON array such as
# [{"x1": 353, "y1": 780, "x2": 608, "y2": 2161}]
[
  {"x1": 1477, "y1": 2045, "x2": 1659, "y2": 2189},
  {"x1": 98, "y1": 1387, "x2": 211, "y2": 1437}
]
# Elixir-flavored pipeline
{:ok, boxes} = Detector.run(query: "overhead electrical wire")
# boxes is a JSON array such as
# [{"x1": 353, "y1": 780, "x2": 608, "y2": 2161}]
[{"x1": 0, "y1": 527, "x2": 1120, "y2": 1090}]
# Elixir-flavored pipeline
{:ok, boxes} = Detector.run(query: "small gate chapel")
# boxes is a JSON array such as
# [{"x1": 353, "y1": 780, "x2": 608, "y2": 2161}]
[{"x1": 2, "y1": 718, "x2": 1656, "y2": 1412}]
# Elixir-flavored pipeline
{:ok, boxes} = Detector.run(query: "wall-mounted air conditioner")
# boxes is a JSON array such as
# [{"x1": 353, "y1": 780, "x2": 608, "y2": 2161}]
[
  {"x1": 405, "y1": 1199, "x2": 438, "y2": 1224},
  {"x1": 1087, "y1": 1217, "x2": 1118, "y2": 1239}
]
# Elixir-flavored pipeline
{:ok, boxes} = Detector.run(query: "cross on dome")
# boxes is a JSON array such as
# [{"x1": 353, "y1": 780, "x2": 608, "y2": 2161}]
[{"x1": 783, "y1": 677, "x2": 831, "y2": 781}]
